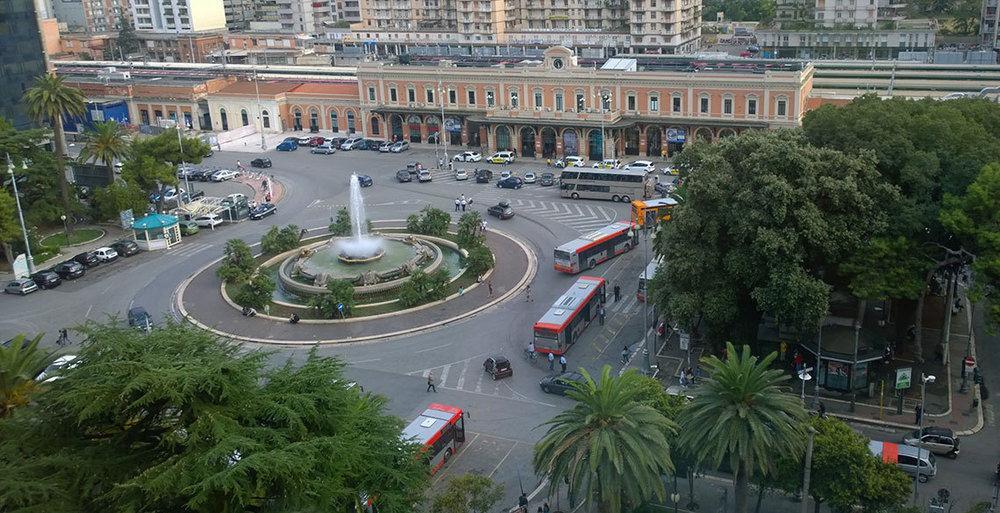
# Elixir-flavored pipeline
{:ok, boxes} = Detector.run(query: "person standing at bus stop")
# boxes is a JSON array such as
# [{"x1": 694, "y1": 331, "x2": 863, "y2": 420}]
[
  {"x1": 548, "y1": 352, "x2": 555, "y2": 370},
  {"x1": 559, "y1": 355, "x2": 567, "y2": 373},
  {"x1": 614, "y1": 284, "x2": 621, "y2": 302}
]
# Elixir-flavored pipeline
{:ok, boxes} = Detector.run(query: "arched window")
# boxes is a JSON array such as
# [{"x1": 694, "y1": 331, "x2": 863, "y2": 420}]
[
  {"x1": 746, "y1": 95, "x2": 759, "y2": 117},
  {"x1": 347, "y1": 111, "x2": 356, "y2": 133},
  {"x1": 261, "y1": 110, "x2": 270, "y2": 129},
  {"x1": 219, "y1": 108, "x2": 229, "y2": 131},
  {"x1": 292, "y1": 108, "x2": 302, "y2": 130},
  {"x1": 309, "y1": 109, "x2": 319, "y2": 130},
  {"x1": 330, "y1": 110, "x2": 339, "y2": 132},
  {"x1": 240, "y1": 108, "x2": 249, "y2": 126},
  {"x1": 371, "y1": 117, "x2": 380, "y2": 135}
]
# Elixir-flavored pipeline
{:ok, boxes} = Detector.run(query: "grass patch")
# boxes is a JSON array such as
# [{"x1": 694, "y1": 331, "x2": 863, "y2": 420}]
[{"x1": 39, "y1": 228, "x2": 104, "y2": 247}]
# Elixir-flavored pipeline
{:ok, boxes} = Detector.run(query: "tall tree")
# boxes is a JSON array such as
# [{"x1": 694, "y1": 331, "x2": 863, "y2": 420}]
[
  {"x1": 0, "y1": 322, "x2": 429, "y2": 513},
  {"x1": 677, "y1": 343, "x2": 807, "y2": 513},
  {"x1": 0, "y1": 121, "x2": 66, "y2": 226},
  {"x1": 534, "y1": 366, "x2": 676, "y2": 513},
  {"x1": 22, "y1": 75, "x2": 86, "y2": 229},
  {"x1": 0, "y1": 334, "x2": 54, "y2": 417},
  {"x1": 120, "y1": 129, "x2": 209, "y2": 212},
  {"x1": 217, "y1": 239, "x2": 256, "y2": 283},
  {"x1": 0, "y1": 189, "x2": 20, "y2": 266},
  {"x1": 430, "y1": 474, "x2": 504, "y2": 513},
  {"x1": 115, "y1": 15, "x2": 140, "y2": 56},
  {"x1": 78, "y1": 120, "x2": 128, "y2": 183}
]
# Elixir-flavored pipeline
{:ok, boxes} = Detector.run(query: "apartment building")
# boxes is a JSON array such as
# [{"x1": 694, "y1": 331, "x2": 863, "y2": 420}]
[
  {"x1": 277, "y1": 0, "x2": 336, "y2": 33},
  {"x1": 50, "y1": 0, "x2": 131, "y2": 33},
  {"x1": 223, "y1": 0, "x2": 279, "y2": 31},
  {"x1": 131, "y1": 0, "x2": 227, "y2": 32},
  {"x1": 353, "y1": 0, "x2": 701, "y2": 54},
  {"x1": 984, "y1": 0, "x2": 999, "y2": 49},
  {"x1": 1, "y1": 0, "x2": 48, "y2": 129}
]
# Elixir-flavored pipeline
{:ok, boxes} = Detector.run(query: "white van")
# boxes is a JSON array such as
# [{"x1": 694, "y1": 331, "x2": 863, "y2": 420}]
[{"x1": 868, "y1": 440, "x2": 937, "y2": 482}]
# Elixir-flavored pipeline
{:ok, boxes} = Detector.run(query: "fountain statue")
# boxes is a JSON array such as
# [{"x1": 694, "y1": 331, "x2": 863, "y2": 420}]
[{"x1": 335, "y1": 174, "x2": 385, "y2": 263}]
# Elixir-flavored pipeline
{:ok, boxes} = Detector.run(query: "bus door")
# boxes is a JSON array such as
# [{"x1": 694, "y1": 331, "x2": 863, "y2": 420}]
[{"x1": 454, "y1": 415, "x2": 465, "y2": 442}]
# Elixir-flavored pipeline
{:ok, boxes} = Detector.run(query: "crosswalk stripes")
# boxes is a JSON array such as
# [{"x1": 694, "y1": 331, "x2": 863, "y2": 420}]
[
  {"x1": 505, "y1": 198, "x2": 620, "y2": 233},
  {"x1": 411, "y1": 356, "x2": 527, "y2": 401},
  {"x1": 166, "y1": 242, "x2": 214, "y2": 258}
]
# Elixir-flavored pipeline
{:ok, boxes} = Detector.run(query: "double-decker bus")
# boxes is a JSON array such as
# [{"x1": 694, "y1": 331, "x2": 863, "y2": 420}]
[
  {"x1": 559, "y1": 168, "x2": 654, "y2": 202},
  {"x1": 533, "y1": 276, "x2": 607, "y2": 355},
  {"x1": 631, "y1": 197, "x2": 678, "y2": 227},
  {"x1": 637, "y1": 258, "x2": 661, "y2": 302},
  {"x1": 554, "y1": 221, "x2": 638, "y2": 273},
  {"x1": 401, "y1": 403, "x2": 466, "y2": 475}
]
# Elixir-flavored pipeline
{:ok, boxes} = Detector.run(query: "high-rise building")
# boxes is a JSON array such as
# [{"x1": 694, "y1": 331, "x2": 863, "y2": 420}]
[
  {"x1": 1, "y1": 0, "x2": 47, "y2": 129},
  {"x1": 223, "y1": 0, "x2": 279, "y2": 31},
  {"x1": 983, "y1": 0, "x2": 999, "y2": 49},
  {"x1": 50, "y1": 0, "x2": 130, "y2": 33},
  {"x1": 277, "y1": 0, "x2": 336, "y2": 33},
  {"x1": 131, "y1": 0, "x2": 227, "y2": 32}
]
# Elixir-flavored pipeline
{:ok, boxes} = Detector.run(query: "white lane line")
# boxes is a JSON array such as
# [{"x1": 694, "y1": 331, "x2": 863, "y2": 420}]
[
  {"x1": 585, "y1": 205, "x2": 597, "y2": 218},
  {"x1": 573, "y1": 204, "x2": 584, "y2": 217},
  {"x1": 348, "y1": 358, "x2": 381, "y2": 364},
  {"x1": 474, "y1": 369, "x2": 485, "y2": 393},
  {"x1": 488, "y1": 442, "x2": 518, "y2": 478},
  {"x1": 415, "y1": 342, "x2": 452, "y2": 353},
  {"x1": 455, "y1": 359, "x2": 470, "y2": 389},
  {"x1": 439, "y1": 363, "x2": 451, "y2": 385}
]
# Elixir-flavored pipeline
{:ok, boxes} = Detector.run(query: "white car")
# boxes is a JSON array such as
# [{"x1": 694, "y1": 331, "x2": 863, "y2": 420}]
[
  {"x1": 225, "y1": 193, "x2": 248, "y2": 205},
  {"x1": 454, "y1": 151, "x2": 482, "y2": 163},
  {"x1": 488, "y1": 151, "x2": 516, "y2": 164},
  {"x1": 593, "y1": 158, "x2": 622, "y2": 169},
  {"x1": 162, "y1": 187, "x2": 185, "y2": 202},
  {"x1": 557, "y1": 156, "x2": 586, "y2": 168},
  {"x1": 390, "y1": 141, "x2": 410, "y2": 153},
  {"x1": 625, "y1": 160, "x2": 656, "y2": 174},
  {"x1": 499, "y1": 170, "x2": 513, "y2": 181},
  {"x1": 35, "y1": 354, "x2": 78, "y2": 383},
  {"x1": 340, "y1": 137, "x2": 364, "y2": 150},
  {"x1": 455, "y1": 169, "x2": 469, "y2": 181},
  {"x1": 211, "y1": 169, "x2": 239, "y2": 182},
  {"x1": 194, "y1": 213, "x2": 223, "y2": 228},
  {"x1": 523, "y1": 171, "x2": 536, "y2": 184},
  {"x1": 663, "y1": 165, "x2": 679, "y2": 175},
  {"x1": 418, "y1": 169, "x2": 433, "y2": 182},
  {"x1": 93, "y1": 246, "x2": 119, "y2": 262}
]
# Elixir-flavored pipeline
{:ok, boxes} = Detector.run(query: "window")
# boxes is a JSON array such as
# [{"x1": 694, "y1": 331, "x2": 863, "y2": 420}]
[
  {"x1": 309, "y1": 110, "x2": 319, "y2": 129},
  {"x1": 486, "y1": 90, "x2": 495, "y2": 107},
  {"x1": 700, "y1": 96, "x2": 709, "y2": 114},
  {"x1": 747, "y1": 97, "x2": 758, "y2": 116},
  {"x1": 649, "y1": 95, "x2": 659, "y2": 112},
  {"x1": 240, "y1": 109, "x2": 249, "y2": 126},
  {"x1": 467, "y1": 89, "x2": 476, "y2": 105},
  {"x1": 777, "y1": 98, "x2": 788, "y2": 117},
  {"x1": 368, "y1": 86, "x2": 376, "y2": 101},
  {"x1": 672, "y1": 95, "x2": 681, "y2": 113},
  {"x1": 426, "y1": 89, "x2": 434, "y2": 103},
  {"x1": 555, "y1": 93, "x2": 564, "y2": 111},
  {"x1": 219, "y1": 109, "x2": 228, "y2": 131},
  {"x1": 510, "y1": 90, "x2": 519, "y2": 108},
  {"x1": 261, "y1": 110, "x2": 270, "y2": 128},
  {"x1": 627, "y1": 94, "x2": 636, "y2": 111},
  {"x1": 449, "y1": 89, "x2": 457, "y2": 104},
  {"x1": 330, "y1": 111, "x2": 338, "y2": 132},
  {"x1": 371, "y1": 117, "x2": 380, "y2": 135},
  {"x1": 347, "y1": 111, "x2": 356, "y2": 133},
  {"x1": 723, "y1": 96, "x2": 733, "y2": 115},
  {"x1": 390, "y1": 87, "x2": 398, "y2": 102},
  {"x1": 534, "y1": 91, "x2": 543, "y2": 108},
  {"x1": 407, "y1": 88, "x2": 415, "y2": 103},
  {"x1": 575, "y1": 93, "x2": 584, "y2": 111}
]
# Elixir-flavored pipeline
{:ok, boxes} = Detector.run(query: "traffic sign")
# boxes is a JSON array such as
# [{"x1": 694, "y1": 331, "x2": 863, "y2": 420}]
[{"x1": 895, "y1": 367, "x2": 912, "y2": 389}]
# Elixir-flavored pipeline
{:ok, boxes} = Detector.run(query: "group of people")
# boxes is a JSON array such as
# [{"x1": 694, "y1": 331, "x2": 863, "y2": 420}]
[
  {"x1": 517, "y1": 493, "x2": 551, "y2": 513},
  {"x1": 678, "y1": 366, "x2": 696, "y2": 387},
  {"x1": 454, "y1": 194, "x2": 471, "y2": 212}
]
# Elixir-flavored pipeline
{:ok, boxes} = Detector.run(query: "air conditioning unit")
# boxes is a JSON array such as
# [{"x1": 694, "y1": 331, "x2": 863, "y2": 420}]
[{"x1": 97, "y1": 66, "x2": 131, "y2": 81}]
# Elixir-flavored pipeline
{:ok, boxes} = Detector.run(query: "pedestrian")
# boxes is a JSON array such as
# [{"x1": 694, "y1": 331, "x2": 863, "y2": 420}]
[
  {"x1": 598, "y1": 304, "x2": 606, "y2": 326},
  {"x1": 818, "y1": 401, "x2": 826, "y2": 418},
  {"x1": 780, "y1": 341, "x2": 788, "y2": 362},
  {"x1": 537, "y1": 507, "x2": 543, "y2": 513},
  {"x1": 548, "y1": 351, "x2": 555, "y2": 370},
  {"x1": 793, "y1": 350, "x2": 803, "y2": 372},
  {"x1": 525, "y1": 284, "x2": 532, "y2": 302},
  {"x1": 559, "y1": 355, "x2": 567, "y2": 373},
  {"x1": 236, "y1": 159, "x2": 243, "y2": 171},
  {"x1": 460, "y1": 197, "x2": 467, "y2": 211},
  {"x1": 543, "y1": 502, "x2": 550, "y2": 513},
  {"x1": 915, "y1": 404, "x2": 923, "y2": 425},
  {"x1": 481, "y1": 219, "x2": 488, "y2": 232},
  {"x1": 487, "y1": 281, "x2": 494, "y2": 297},
  {"x1": 679, "y1": 370, "x2": 688, "y2": 387},
  {"x1": 460, "y1": 193, "x2": 466, "y2": 205},
  {"x1": 613, "y1": 284, "x2": 621, "y2": 302},
  {"x1": 621, "y1": 344, "x2": 629, "y2": 364},
  {"x1": 427, "y1": 373, "x2": 437, "y2": 393},
  {"x1": 518, "y1": 493, "x2": 529, "y2": 513},
  {"x1": 265, "y1": 192, "x2": 272, "y2": 202},
  {"x1": 454, "y1": 197, "x2": 460, "y2": 212}
]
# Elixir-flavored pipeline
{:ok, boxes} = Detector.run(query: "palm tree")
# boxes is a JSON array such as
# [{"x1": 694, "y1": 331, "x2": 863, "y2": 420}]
[
  {"x1": 677, "y1": 342, "x2": 807, "y2": 513},
  {"x1": 23, "y1": 74, "x2": 86, "y2": 229},
  {"x1": 533, "y1": 365, "x2": 676, "y2": 513},
  {"x1": 78, "y1": 119, "x2": 128, "y2": 183},
  {"x1": 0, "y1": 334, "x2": 56, "y2": 417}
]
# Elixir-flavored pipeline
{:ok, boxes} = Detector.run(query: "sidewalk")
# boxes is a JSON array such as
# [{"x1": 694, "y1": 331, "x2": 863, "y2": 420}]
[{"x1": 0, "y1": 224, "x2": 124, "y2": 282}]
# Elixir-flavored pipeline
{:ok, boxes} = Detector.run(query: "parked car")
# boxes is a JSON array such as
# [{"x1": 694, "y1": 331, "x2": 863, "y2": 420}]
[
  {"x1": 396, "y1": 170, "x2": 412, "y2": 182},
  {"x1": 592, "y1": 158, "x2": 622, "y2": 169},
  {"x1": 179, "y1": 221, "x2": 200, "y2": 236},
  {"x1": 475, "y1": 169, "x2": 493, "y2": 183},
  {"x1": 329, "y1": 137, "x2": 347, "y2": 147},
  {"x1": 539, "y1": 371, "x2": 586, "y2": 395},
  {"x1": 189, "y1": 168, "x2": 214, "y2": 181},
  {"x1": 249, "y1": 203, "x2": 277, "y2": 220},
  {"x1": 356, "y1": 174, "x2": 374, "y2": 187},
  {"x1": 365, "y1": 139, "x2": 384, "y2": 151},
  {"x1": 307, "y1": 136, "x2": 326, "y2": 146},
  {"x1": 52, "y1": 261, "x2": 85, "y2": 280},
  {"x1": 556, "y1": 156, "x2": 586, "y2": 168},
  {"x1": 483, "y1": 355, "x2": 513, "y2": 380},
  {"x1": 127, "y1": 306, "x2": 153, "y2": 330},
  {"x1": 180, "y1": 190, "x2": 206, "y2": 203},
  {"x1": 340, "y1": 137, "x2": 364, "y2": 150},
  {"x1": 664, "y1": 165, "x2": 679, "y2": 175},
  {"x1": 177, "y1": 165, "x2": 198, "y2": 179},
  {"x1": 194, "y1": 213, "x2": 223, "y2": 228},
  {"x1": 379, "y1": 141, "x2": 394, "y2": 152},
  {"x1": 281, "y1": 136, "x2": 299, "y2": 144},
  {"x1": 868, "y1": 440, "x2": 936, "y2": 482},
  {"x1": 625, "y1": 160, "x2": 656, "y2": 174},
  {"x1": 30, "y1": 270, "x2": 61, "y2": 289},
  {"x1": 390, "y1": 141, "x2": 410, "y2": 153},
  {"x1": 310, "y1": 144, "x2": 337, "y2": 154},
  {"x1": 497, "y1": 177, "x2": 523, "y2": 189},
  {"x1": 210, "y1": 169, "x2": 239, "y2": 182},
  {"x1": 539, "y1": 172, "x2": 555, "y2": 186},
  {"x1": 296, "y1": 135, "x2": 314, "y2": 145},
  {"x1": 487, "y1": 151, "x2": 515, "y2": 164},
  {"x1": 111, "y1": 240, "x2": 140, "y2": 257},
  {"x1": 4, "y1": 278, "x2": 38, "y2": 295},
  {"x1": 499, "y1": 170, "x2": 513, "y2": 181},
  {"x1": 162, "y1": 187, "x2": 185, "y2": 202},
  {"x1": 903, "y1": 426, "x2": 960, "y2": 458},
  {"x1": 72, "y1": 251, "x2": 100, "y2": 268},
  {"x1": 418, "y1": 169, "x2": 433, "y2": 182},
  {"x1": 251, "y1": 157, "x2": 272, "y2": 168},
  {"x1": 454, "y1": 151, "x2": 482, "y2": 162},
  {"x1": 455, "y1": 169, "x2": 469, "y2": 181},
  {"x1": 35, "y1": 354, "x2": 78, "y2": 383},
  {"x1": 654, "y1": 180, "x2": 676, "y2": 197},
  {"x1": 523, "y1": 171, "x2": 537, "y2": 184},
  {"x1": 276, "y1": 141, "x2": 298, "y2": 151},
  {"x1": 487, "y1": 200, "x2": 515, "y2": 219},
  {"x1": 93, "y1": 246, "x2": 119, "y2": 263},
  {"x1": 406, "y1": 161, "x2": 422, "y2": 174},
  {"x1": 225, "y1": 193, "x2": 248, "y2": 205}
]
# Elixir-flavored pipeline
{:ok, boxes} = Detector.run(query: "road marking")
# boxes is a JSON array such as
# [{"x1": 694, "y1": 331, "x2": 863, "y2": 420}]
[
  {"x1": 85, "y1": 305, "x2": 93, "y2": 318},
  {"x1": 488, "y1": 442, "x2": 518, "y2": 478},
  {"x1": 455, "y1": 359, "x2": 470, "y2": 389},
  {"x1": 415, "y1": 342, "x2": 452, "y2": 353},
  {"x1": 439, "y1": 363, "x2": 451, "y2": 385},
  {"x1": 474, "y1": 369, "x2": 485, "y2": 393},
  {"x1": 348, "y1": 358, "x2": 381, "y2": 364}
]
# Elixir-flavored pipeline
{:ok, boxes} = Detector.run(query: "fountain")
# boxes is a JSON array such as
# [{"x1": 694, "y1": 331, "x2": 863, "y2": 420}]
[{"x1": 335, "y1": 174, "x2": 385, "y2": 263}]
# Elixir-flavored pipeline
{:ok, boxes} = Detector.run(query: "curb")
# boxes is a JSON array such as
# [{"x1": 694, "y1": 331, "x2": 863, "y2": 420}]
[
  {"x1": 956, "y1": 294, "x2": 984, "y2": 436},
  {"x1": 176, "y1": 225, "x2": 537, "y2": 346},
  {"x1": 39, "y1": 227, "x2": 107, "y2": 248}
]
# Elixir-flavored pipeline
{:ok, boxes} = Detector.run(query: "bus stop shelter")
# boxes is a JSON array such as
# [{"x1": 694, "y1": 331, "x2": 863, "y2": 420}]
[{"x1": 132, "y1": 213, "x2": 181, "y2": 251}]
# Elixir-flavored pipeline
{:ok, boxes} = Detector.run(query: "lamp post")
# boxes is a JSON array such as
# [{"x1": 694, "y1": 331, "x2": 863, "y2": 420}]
[
  {"x1": 7, "y1": 156, "x2": 34, "y2": 274},
  {"x1": 913, "y1": 373, "x2": 936, "y2": 504},
  {"x1": 600, "y1": 92, "x2": 611, "y2": 161},
  {"x1": 60, "y1": 214, "x2": 68, "y2": 240},
  {"x1": 252, "y1": 65, "x2": 267, "y2": 151},
  {"x1": 438, "y1": 79, "x2": 448, "y2": 167}
]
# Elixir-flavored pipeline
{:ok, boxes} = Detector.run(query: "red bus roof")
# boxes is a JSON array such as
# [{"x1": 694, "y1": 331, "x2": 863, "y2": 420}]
[
  {"x1": 402, "y1": 404, "x2": 463, "y2": 447},
  {"x1": 534, "y1": 276, "x2": 605, "y2": 332},
  {"x1": 554, "y1": 222, "x2": 635, "y2": 256}
]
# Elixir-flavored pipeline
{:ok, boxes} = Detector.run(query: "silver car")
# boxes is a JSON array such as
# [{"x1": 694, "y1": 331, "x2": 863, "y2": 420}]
[{"x1": 5, "y1": 278, "x2": 39, "y2": 295}]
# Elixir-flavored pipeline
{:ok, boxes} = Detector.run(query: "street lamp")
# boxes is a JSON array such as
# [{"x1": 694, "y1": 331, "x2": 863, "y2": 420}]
[
  {"x1": 798, "y1": 366, "x2": 813, "y2": 402},
  {"x1": 60, "y1": 214, "x2": 68, "y2": 240},
  {"x1": 252, "y1": 65, "x2": 267, "y2": 151},
  {"x1": 6, "y1": 156, "x2": 34, "y2": 274},
  {"x1": 913, "y1": 373, "x2": 935, "y2": 504},
  {"x1": 438, "y1": 79, "x2": 448, "y2": 167},
  {"x1": 600, "y1": 93, "x2": 612, "y2": 161}
]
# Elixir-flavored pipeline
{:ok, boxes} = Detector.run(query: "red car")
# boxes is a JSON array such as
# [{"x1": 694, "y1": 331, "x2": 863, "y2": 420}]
[{"x1": 308, "y1": 136, "x2": 326, "y2": 147}]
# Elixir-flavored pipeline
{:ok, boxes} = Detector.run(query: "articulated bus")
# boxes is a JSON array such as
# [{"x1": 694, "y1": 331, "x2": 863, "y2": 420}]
[
  {"x1": 637, "y1": 258, "x2": 661, "y2": 302},
  {"x1": 401, "y1": 403, "x2": 466, "y2": 475},
  {"x1": 533, "y1": 276, "x2": 607, "y2": 355},
  {"x1": 631, "y1": 197, "x2": 678, "y2": 228},
  {"x1": 559, "y1": 168, "x2": 655, "y2": 203},
  {"x1": 554, "y1": 222, "x2": 639, "y2": 273}
]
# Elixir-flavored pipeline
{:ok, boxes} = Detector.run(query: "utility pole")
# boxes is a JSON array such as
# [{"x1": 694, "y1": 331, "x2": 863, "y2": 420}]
[
  {"x1": 800, "y1": 427, "x2": 816, "y2": 513},
  {"x1": 813, "y1": 328, "x2": 823, "y2": 410},
  {"x1": 940, "y1": 269, "x2": 957, "y2": 366}
]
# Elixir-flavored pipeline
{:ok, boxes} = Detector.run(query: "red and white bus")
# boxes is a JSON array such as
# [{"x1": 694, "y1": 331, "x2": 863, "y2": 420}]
[
  {"x1": 554, "y1": 222, "x2": 639, "y2": 273},
  {"x1": 533, "y1": 276, "x2": 607, "y2": 355},
  {"x1": 401, "y1": 403, "x2": 466, "y2": 475},
  {"x1": 637, "y1": 258, "x2": 660, "y2": 302}
]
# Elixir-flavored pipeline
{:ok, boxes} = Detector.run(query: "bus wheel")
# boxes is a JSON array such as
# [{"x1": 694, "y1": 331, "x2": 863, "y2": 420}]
[
  {"x1": 589, "y1": 259, "x2": 597, "y2": 269},
  {"x1": 443, "y1": 448, "x2": 454, "y2": 462},
  {"x1": 621, "y1": 195, "x2": 631, "y2": 202},
  {"x1": 611, "y1": 195, "x2": 620, "y2": 202},
  {"x1": 571, "y1": 193, "x2": 580, "y2": 200}
]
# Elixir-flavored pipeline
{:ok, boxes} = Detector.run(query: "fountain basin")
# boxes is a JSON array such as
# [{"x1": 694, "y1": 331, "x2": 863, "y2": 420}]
[{"x1": 337, "y1": 249, "x2": 385, "y2": 264}]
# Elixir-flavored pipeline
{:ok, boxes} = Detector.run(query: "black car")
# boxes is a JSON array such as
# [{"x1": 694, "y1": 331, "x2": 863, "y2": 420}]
[
  {"x1": 330, "y1": 137, "x2": 347, "y2": 148},
  {"x1": 249, "y1": 203, "x2": 277, "y2": 220},
  {"x1": 128, "y1": 306, "x2": 152, "y2": 330},
  {"x1": 251, "y1": 157, "x2": 272, "y2": 168},
  {"x1": 483, "y1": 355, "x2": 513, "y2": 380},
  {"x1": 475, "y1": 169, "x2": 494, "y2": 183},
  {"x1": 539, "y1": 371, "x2": 586, "y2": 396},
  {"x1": 111, "y1": 240, "x2": 140, "y2": 257},
  {"x1": 365, "y1": 139, "x2": 384, "y2": 151},
  {"x1": 497, "y1": 177, "x2": 523, "y2": 189},
  {"x1": 539, "y1": 172, "x2": 556, "y2": 186},
  {"x1": 72, "y1": 251, "x2": 100, "y2": 268},
  {"x1": 654, "y1": 181, "x2": 675, "y2": 197},
  {"x1": 30, "y1": 270, "x2": 62, "y2": 289},
  {"x1": 52, "y1": 261, "x2": 85, "y2": 280},
  {"x1": 189, "y1": 168, "x2": 214, "y2": 182},
  {"x1": 396, "y1": 170, "x2": 412, "y2": 182},
  {"x1": 357, "y1": 175, "x2": 374, "y2": 187},
  {"x1": 487, "y1": 201, "x2": 515, "y2": 220}
]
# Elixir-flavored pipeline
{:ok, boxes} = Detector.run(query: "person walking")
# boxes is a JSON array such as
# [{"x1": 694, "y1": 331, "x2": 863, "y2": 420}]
[
  {"x1": 487, "y1": 281, "x2": 494, "y2": 297},
  {"x1": 460, "y1": 197, "x2": 467, "y2": 211},
  {"x1": 548, "y1": 351, "x2": 555, "y2": 370},
  {"x1": 559, "y1": 355, "x2": 567, "y2": 373},
  {"x1": 427, "y1": 373, "x2": 437, "y2": 393},
  {"x1": 620, "y1": 344, "x2": 629, "y2": 364},
  {"x1": 915, "y1": 404, "x2": 923, "y2": 425},
  {"x1": 613, "y1": 284, "x2": 621, "y2": 302},
  {"x1": 542, "y1": 502, "x2": 550, "y2": 513},
  {"x1": 518, "y1": 493, "x2": 529, "y2": 513},
  {"x1": 454, "y1": 197, "x2": 461, "y2": 212},
  {"x1": 598, "y1": 303, "x2": 606, "y2": 326}
]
